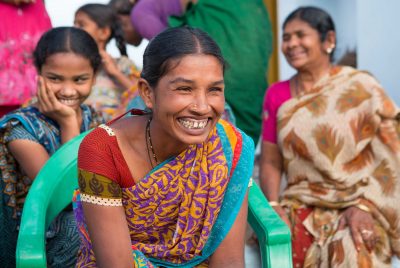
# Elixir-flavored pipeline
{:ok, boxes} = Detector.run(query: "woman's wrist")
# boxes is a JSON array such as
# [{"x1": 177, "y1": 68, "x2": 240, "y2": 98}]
[{"x1": 269, "y1": 201, "x2": 280, "y2": 207}]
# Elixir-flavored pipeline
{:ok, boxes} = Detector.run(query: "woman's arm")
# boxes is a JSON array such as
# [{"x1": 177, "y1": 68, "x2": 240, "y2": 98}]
[
  {"x1": 259, "y1": 141, "x2": 282, "y2": 202},
  {"x1": 100, "y1": 51, "x2": 136, "y2": 91},
  {"x1": 208, "y1": 193, "x2": 248, "y2": 268},
  {"x1": 82, "y1": 203, "x2": 134, "y2": 268},
  {"x1": 259, "y1": 141, "x2": 291, "y2": 227}
]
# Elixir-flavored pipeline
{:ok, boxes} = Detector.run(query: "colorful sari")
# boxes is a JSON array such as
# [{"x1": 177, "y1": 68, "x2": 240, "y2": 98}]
[
  {"x1": 85, "y1": 57, "x2": 140, "y2": 121},
  {"x1": 0, "y1": 105, "x2": 104, "y2": 268},
  {"x1": 73, "y1": 119, "x2": 254, "y2": 267},
  {"x1": 277, "y1": 66, "x2": 400, "y2": 267}
]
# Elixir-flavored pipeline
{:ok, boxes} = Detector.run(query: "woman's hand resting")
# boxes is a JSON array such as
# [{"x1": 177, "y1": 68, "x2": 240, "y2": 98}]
[{"x1": 338, "y1": 206, "x2": 377, "y2": 252}]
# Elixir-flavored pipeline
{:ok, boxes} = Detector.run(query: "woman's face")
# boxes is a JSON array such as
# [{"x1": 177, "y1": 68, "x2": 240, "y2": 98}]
[
  {"x1": 281, "y1": 18, "x2": 330, "y2": 70},
  {"x1": 40, "y1": 52, "x2": 95, "y2": 111},
  {"x1": 142, "y1": 54, "x2": 225, "y2": 146},
  {"x1": 117, "y1": 14, "x2": 142, "y2": 46}
]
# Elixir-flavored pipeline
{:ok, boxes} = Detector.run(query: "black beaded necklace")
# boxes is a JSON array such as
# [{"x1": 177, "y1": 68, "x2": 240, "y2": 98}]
[{"x1": 145, "y1": 117, "x2": 158, "y2": 168}]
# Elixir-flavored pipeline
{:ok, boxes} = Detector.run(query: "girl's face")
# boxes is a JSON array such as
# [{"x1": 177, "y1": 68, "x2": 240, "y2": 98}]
[
  {"x1": 40, "y1": 52, "x2": 95, "y2": 111},
  {"x1": 281, "y1": 18, "x2": 331, "y2": 70},
  {"x1": 141, "y1": 54, "x2": 225, "y2": 146},
  {"x1": 74, "y1": 11, "x2": 108, "y2": 47}
]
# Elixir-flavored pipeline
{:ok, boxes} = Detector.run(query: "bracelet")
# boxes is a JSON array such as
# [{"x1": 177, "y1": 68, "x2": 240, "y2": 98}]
[
  {"x1": 269, "y1": 201, "x2": 280, "y2": 207},
  {"x1": 355, "y1": 203, "x2": 371, "y2": 213}
]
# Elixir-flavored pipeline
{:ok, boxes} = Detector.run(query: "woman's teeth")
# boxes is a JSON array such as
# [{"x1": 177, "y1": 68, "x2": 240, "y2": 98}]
[{"x1": 179, "y1": 119, "x2": 208, "y2": 129}]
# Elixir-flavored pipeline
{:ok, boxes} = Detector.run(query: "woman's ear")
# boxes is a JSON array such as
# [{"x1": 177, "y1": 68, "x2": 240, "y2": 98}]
[
  {"x1": 138, "y1": 78, "x2": 154, "y2": 110},
  {"x1": 324, "y1": 30, "x2": 336, "y2": 52}
]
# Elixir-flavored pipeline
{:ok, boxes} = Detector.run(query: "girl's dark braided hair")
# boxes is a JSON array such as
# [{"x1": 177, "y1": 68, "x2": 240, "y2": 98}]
[{"x1": 76, "y1": 3, "x2": 128, "y2": 57}]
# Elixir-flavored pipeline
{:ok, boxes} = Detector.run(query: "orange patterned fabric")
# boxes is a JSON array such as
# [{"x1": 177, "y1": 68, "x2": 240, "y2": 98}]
[{"x1": 278, "y1": 66, "x2": 400, "y2": 267}]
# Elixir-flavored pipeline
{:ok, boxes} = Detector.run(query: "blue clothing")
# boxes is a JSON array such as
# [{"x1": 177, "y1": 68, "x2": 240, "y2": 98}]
[{"x1": 0, "y1": 105, "x2": 104, "y2": 268}]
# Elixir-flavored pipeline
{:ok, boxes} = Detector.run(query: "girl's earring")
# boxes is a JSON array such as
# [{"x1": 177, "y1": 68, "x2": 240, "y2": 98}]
[{"x1": 326, "y1": 46, "x2": 335, "y2": 54}]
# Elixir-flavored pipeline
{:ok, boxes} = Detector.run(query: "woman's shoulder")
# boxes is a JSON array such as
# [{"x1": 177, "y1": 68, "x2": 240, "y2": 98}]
[
  {"x1": 216, "y1": 120, "x2": 254, "y2": 151},
  {"x1": 265, "y1": 80, "x2": 291, "y2": 99},
  {"x1": 83, "y1": 124, "x2": 116, "y2": 142}
]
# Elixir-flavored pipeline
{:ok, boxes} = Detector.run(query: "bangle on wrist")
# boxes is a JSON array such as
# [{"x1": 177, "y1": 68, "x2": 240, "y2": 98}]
[
  {"x1": 269, "y1": 201, "x2": 280, "y2": 207},
  {"x1": 355, "y1": 203, "x2": 371, "y2": 213}
]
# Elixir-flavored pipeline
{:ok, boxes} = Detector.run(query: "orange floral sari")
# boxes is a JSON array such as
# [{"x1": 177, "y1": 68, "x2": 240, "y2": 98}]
[{"x1": 278, "y1": 66, "x2": 400, "y2": 267}]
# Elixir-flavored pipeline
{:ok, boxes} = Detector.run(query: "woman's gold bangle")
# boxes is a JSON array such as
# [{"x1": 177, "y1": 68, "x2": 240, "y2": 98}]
[
  {"x1": 269, "y1": 201, "x2": 280, "y2": 207},
  {"x1": 355, "y1": 203, "x2": 371, "y2": 213}
]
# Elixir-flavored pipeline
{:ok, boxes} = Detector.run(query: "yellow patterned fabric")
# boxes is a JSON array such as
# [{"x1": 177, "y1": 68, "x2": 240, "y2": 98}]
[
  {"x1": 78, "y1": 169, "x2": 122, "y2": 200},
  {"x1": 278, "y1": 66, "x2": 400, "y2": 267}
]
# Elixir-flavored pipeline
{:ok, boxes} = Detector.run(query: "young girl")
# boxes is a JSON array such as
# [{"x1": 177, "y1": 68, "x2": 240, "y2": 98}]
[
  {"x1": 0, "y1": 27, "x2": 104, "y2": 267},
  {"x1": 74, "y1": 3, "x2": 140, "y2": 120}
]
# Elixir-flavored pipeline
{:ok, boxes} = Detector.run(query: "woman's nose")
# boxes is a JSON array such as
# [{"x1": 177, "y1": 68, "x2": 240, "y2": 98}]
[
  {"x1": 190, "y1": 94, "x2": 210, "y2": 114},
  {"x1": 287, "y1": 36, "x2": 299, "y2": 48}
]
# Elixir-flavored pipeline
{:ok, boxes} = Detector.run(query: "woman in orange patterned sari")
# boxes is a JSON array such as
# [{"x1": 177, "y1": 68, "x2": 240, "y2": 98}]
[
  {"x1": 73, "y1": 26, "x2": 254, "y2": 267},
  {"x1": 260, "y1": 6, "x2": 400, "y2": 268}
]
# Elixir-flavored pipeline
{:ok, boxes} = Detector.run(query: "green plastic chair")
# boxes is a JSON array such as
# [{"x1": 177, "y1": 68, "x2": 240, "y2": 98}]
[{"x1": 16, "y1": 130, "x2": 292, "y2": 268}]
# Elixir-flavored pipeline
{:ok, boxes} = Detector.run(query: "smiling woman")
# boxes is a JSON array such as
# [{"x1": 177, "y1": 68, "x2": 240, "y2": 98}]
[
  {"x1": 260, "y1": 6, "x2": 400, "y2": 268},
  {"x1": 72, "y1": 26, "x2": 255, "y2": 267}
]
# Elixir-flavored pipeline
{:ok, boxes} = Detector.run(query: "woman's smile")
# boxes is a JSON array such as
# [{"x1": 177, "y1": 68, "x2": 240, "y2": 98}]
[{"x1": 178, "y1": 118, "x2": 209, "y2": 130}]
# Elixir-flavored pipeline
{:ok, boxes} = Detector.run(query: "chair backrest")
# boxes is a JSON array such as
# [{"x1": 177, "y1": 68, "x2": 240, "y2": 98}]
[{"x1": 16, "y1": 130, "x2": 91, "y2": 268}]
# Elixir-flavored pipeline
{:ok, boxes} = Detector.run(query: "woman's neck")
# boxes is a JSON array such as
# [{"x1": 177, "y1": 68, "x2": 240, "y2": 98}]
[
  {"x1": 148, "y1": 119, "x2": 189, "y2": 164},
  {"x1": 296, "y1": 60, "x2": 332, "y2": 93}
]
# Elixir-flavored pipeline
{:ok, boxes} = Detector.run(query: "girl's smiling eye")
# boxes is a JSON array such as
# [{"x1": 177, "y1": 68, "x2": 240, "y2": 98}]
[
  {"x1": 46, "y1": 75, "x2": 62, "y2": 83},
  {"x1": 74, "y1": 76, "x2": 90, "y2": 84}
]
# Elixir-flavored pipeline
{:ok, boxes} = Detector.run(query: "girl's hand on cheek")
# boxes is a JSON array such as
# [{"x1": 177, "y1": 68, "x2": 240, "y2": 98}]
[{"x1": 37, "y1": 76, "x2": 77, "y2": 124}]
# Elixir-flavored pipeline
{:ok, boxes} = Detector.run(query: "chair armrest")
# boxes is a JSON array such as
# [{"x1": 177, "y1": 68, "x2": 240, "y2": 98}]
[
  {"x1": 15, "y1": 183, "x2": 49, "y2": 268},
  {"x1": 16, "y1": 131, "x2": 90, "y2": 268},
  {"x1": 248, "y1": 184, "x2": 292, "y2": 268}
]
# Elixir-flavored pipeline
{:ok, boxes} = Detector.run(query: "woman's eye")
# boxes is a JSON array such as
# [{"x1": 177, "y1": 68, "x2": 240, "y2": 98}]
[
  {"x1": 297, "y1": 32, "x2": 306, "y2": 38},
  {"x1": 209, "y1": 87, "x2": 223, "y2": 92},
  {"x1": 177, "y1": 87, "x2": 191, "y2": 92},
  {"x1": 282, "y1": 35, "x2": 290, "y2": 42}
]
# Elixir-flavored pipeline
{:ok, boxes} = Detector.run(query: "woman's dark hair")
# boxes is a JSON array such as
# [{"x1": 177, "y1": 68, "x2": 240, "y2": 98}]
[
  {"x1": 108, "y1": 0, "x2": 135, "y2": 15},
  {"x1": 33, "y1": 27, "x2": 101, "y2": 73},
  {"x1": 76, "y1": 3, "x2": 128, "y2": 56},
  {"x1": 141, "y1": 26, "x2": 226, "y2": 87},
  {"x1": 283, "y1": 6, "x2": 336, "y2": 59}
]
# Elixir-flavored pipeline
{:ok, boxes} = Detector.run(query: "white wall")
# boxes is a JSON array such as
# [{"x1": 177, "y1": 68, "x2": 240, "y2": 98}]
[
  {"x1": 356, "y1": 0, "x2": 400, "y2": 104},
  {"x1": 45, "y1": 0, "x2": 148, "y2": 68}
]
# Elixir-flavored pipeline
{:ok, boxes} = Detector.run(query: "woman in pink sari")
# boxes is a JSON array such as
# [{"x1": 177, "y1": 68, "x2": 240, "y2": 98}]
[
  {"x1": 0, "y1": 0, "x2": 51, "y2": 117},
  {"x1": 260, "y1": 6, "x2": 400, "y2": 267}
]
